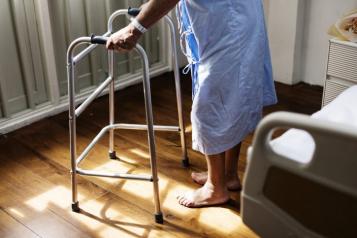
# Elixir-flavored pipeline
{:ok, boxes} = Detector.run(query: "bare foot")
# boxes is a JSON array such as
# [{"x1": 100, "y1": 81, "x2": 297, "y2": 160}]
[
  {"x1": 191, "y1": 172, "x2": 242, "y2": 191},
  {"x1": 226, "y1": 175, "x2": 242, "y2": 191},
  {"x1": 191, "y1": 171, "x2": 207, "y2": 185},
  {"x1": 176, "y1": 183, "x2": 230, "y2": 208}
]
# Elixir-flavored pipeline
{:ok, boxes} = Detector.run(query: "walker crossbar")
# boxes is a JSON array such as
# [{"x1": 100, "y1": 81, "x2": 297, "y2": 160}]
[
  {"x1": 67, "y1": 8, "x2": 188, "y2": 224},
  {"x1": 75, "y1": 124, "x2": 180, "y2": 166},
  {"x1": 75, "y1": 76, "x2": 113, "y2": 117},
  {"x1": 77, "y1": 168, "x2": 153, "y2": 181}
]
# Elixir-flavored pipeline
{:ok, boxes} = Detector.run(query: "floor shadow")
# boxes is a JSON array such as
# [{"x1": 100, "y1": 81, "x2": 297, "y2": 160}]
[{"x1": 76, "y1": 198, "x2": 206, "y2": 238}]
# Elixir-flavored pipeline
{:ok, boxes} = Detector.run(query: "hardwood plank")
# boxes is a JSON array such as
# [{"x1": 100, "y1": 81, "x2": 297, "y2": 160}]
[
  {"x1": 0, "y1": 139, "x2": 201, "y2": 238},
  {"x1": 14, "y1": 118, "x2": 255, "y2": 238},
  {"x1": 0, "y1": 209, "x2": 38, "y2": 238}
]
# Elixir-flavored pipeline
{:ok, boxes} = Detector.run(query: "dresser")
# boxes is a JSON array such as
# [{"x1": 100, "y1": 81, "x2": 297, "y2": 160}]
[{"x1": 323, "y1": 39, "x2": 357, "y2": 107}]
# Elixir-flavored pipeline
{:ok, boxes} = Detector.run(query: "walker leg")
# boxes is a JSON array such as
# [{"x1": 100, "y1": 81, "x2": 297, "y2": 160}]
[
  {"x1": 70, "y1": 129, "x2": 80, "y2": 213},
  {"x1": 136, "y1": 45, "x2": 163, "y2": 224},
  {"x1": 181, "y1": 157, "x2": 189, "y2": 168},
  {"x1": 155, "y1": 213, "x2": 164, "y2": 224},
  {"x1": 168, "y1": 18, "x2": 189, "y2": 167},
  {"x1": 72, "y1": 201, "x2": 80, "y2": 212},
  {"x1": 68, "y1": 61, "x2": 79, "y2": 213},
  {"x1": 108, "y1": 50, "x2": 117, "y2": 160},
  {"x1": 176, "y1": 79, "x2": 189, "y2": 168},
  {"x1": 145, "y1": 72, "x2": 163, "y2": 224},
  {"x1": 109, "y1": 151, "x2": 117, "y2": 160}
]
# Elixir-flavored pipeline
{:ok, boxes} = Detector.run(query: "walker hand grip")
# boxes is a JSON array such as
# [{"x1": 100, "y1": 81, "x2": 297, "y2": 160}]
[
  {"x1": 90, "y1": 34, "x2": 108, "y2": 45},
  {"x1": 128, "y1": 7, "x2": 141, "y2": 17}
]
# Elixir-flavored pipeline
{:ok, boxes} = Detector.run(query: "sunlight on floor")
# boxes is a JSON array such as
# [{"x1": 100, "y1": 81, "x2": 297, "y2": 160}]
[
  {"x1": 73, "y1": 195, "x2": 149, "y2": 237},
  {"x1": 25, "y1": 186, "x2": 82, "y2": 212},
  {"x1": 8, "y1": 207, "x2": 25, "y2": 218},
  {"x1": 18, "y1": 148, "x2": 247, "y2": 237},
  {"x1": 86, "y1": 159, "x2": 135, "y2": 185},
  {"x1": 129, "y1": 148, "x2": 150, "y2": 159},
  {"x1": 185, "y1": 125, "x2": 192, "y2": 133},
  {"x1": 121, "y1": 178, "x2": 169, "y2": 201},
  {"x1": 199, "y1": 208, "x2": 244, "y2": 234}
]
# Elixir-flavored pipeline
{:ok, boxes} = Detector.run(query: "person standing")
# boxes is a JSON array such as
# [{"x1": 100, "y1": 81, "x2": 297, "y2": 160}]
[{"x1": 107, "y1": 0, "x2": 277, "y2": 208}]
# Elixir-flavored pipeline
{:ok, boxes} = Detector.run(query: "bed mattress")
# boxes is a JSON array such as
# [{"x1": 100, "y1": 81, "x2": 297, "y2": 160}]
[{"x1": 270, "y1": 85, "x2": 357, "y2": 163}]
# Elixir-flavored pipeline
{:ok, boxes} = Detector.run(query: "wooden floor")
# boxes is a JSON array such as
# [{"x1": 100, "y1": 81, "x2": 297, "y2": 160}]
[{"x1": 0, "y1": 72, "x2": 322, "y2": 238}]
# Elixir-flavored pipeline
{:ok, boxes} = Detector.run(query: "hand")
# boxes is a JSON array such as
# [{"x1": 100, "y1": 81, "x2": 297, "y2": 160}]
[{"x1": 106, "y1": 24, "x2": 142, "y2": 52}]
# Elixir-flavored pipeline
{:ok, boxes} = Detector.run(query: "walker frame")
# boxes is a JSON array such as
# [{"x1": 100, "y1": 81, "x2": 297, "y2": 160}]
[{"x1": 67, "y1": 8, "x2": 188, "y2": 224}]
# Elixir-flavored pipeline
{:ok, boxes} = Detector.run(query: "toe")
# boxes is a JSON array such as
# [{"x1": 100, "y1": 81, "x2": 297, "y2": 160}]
[
  {"x1": 181, "y1": 198, "x2": 193, "y2": 207},
  {"x1": 186, "y1": 200, "x2": 195, "y2": 208},
  {"x1": 178, "y1": 196, "x2": 186, "y2": 205},
  {"x1": 177, "y1": 192, "x2": 195, "y2": 207},
  {"x1": 179, "y1": 198, "x2": 188, "y2": 206},
  {"x1": 191, "y1": 172, "x2": 198, "y2": 179}
]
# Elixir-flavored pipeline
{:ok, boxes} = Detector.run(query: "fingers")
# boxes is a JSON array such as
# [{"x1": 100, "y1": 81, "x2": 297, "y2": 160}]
[
  {"x1": 106, "y1": 35, "x2": 136, "y2": 52},
  {"x1": 106, "y1": 27, "x2": 137, "y2": 52},
  {"x1": 106, "y1": 38, "x2": 116, "y2": 51},
  {"x1": 106, "y1": 37, "x2": 113, "y2": 49},
  {"x1": 106, "y1": 37, "x2": 135, "y2": 52}
]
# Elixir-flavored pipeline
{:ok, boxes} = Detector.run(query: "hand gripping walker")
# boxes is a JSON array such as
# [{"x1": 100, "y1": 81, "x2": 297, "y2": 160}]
[{"x1": 67, "y1": 8, "x2": 189, "y2": 224}]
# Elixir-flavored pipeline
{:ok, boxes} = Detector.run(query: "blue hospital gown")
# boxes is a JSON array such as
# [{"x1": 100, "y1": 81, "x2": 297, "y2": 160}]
[{"x1": 178, "y1": 0, "x2": 277, "y2": 155}]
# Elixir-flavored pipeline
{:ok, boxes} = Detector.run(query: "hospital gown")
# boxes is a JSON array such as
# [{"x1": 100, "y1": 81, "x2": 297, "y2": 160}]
[{"x1": 178, "y1": 0, "x2": 277, "y2": 155}]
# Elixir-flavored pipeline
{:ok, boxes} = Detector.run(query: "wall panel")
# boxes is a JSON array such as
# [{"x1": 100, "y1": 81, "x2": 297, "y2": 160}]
[
  {"x1": 0, "y1": 0, "x2": 49, "y2": 117},
  {"x1": 0, "y1": 0, "x2": 167, "y2": 133}
]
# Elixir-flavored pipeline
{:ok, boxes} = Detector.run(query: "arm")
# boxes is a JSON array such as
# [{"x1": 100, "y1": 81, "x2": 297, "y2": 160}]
[{"x1": 106, "y1": 0, "x2": 180, "y2": 52}]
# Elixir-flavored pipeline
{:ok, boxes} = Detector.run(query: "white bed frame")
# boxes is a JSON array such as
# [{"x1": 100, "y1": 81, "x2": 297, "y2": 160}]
[{"x1": 241, "y1": 112, "x2": 357, "y2": 238}]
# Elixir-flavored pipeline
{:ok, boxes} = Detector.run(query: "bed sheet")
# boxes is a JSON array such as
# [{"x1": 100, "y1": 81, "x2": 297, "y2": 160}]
[{"x1": 269, "y1": 85, "x2": 357, "y2": 163}]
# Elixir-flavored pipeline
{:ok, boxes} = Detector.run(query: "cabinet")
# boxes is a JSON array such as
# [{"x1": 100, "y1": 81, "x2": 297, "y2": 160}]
[{"x1": 323, "y1": 39, "x2": 357, "y2": 106}]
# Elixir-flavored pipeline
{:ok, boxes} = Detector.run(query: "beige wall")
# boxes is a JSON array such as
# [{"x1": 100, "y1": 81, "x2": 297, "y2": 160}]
[{"x1": 265, "y1": 0, "x2": 357, "y2": 86}]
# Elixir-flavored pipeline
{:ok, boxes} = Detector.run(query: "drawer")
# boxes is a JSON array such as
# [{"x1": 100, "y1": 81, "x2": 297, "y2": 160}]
[
  {"x1": 323, "y1": 79, "x2": 352, "y2": 107},
  {"x1": 327, "y1": 41, "x2": 357, "y2": 83}
]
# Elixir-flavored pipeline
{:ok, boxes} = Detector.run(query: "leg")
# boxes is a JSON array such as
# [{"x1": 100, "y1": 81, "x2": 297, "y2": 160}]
[
  {"x1": 225, "y1": 143, "x2": 242, "y2": 190},
  {"x1": 191, "y1": 143, "x2": 242, "y2": 190},
  {"x1": 139, "y1": 47, "x2": 163, "y2": 223},
  {"x1": 68, "y1": 60, "x2": 79, "y2": 212},
  {"x1": 169, "y1": 18, "x2": 189, "y2": 167},
  {"x1": 70, "y1": 118, "x2": 80, "y2": 212},
  {"x1": 108, "y1": 50, "x2": 116, "y2": 160},
  {"x1": 177, "y1": 153, "x2": 229, "y2": 208}
]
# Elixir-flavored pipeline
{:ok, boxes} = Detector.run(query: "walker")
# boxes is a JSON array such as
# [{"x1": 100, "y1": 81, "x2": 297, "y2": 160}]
[{"x1": 67, "y1": 8, "x2": 188, "y2": 224}]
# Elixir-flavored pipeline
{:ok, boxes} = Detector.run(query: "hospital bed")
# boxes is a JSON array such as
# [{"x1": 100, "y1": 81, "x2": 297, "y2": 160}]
[{"x1": 242, "y1": 85, "x2": 357, "y2": 238}]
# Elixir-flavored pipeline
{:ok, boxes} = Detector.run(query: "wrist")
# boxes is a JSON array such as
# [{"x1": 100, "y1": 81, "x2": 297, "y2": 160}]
[
  {"x1": 130, "y1": 18, "x2": 148, "y2": 34},
  {"x1": 128, "y1": 24, "x2": 143, "y2": 39}
]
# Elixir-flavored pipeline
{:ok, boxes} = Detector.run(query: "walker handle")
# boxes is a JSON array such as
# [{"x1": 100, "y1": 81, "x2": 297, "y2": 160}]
[
  {"x1": 90, "y1": 34, "x2": 108, "y2": 45},
  {"x1": 128, "y1": 7, "x2": 141, "y2": 17}
]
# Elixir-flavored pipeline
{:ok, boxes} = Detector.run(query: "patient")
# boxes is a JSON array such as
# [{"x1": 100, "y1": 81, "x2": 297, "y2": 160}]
[{"x1": 107, "y1": 0, "x2": 277, "y2": 207}]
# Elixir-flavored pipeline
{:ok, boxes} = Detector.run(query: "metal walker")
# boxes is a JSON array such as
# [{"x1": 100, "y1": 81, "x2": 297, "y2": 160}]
[{"x1": 67, "y1": 8, "x2": 189, "y2": 224}]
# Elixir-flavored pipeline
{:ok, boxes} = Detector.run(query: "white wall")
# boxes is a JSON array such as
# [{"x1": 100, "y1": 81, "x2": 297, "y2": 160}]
[
  {"x1": 300, "y1": 0, "x2": 357, "y2": 86},
  {"x1": 266, "y1": 0, "x2": 357, "y2": 86},
  {"x1": 266, "y1": 0, "x2": 305, "y2": 85}
]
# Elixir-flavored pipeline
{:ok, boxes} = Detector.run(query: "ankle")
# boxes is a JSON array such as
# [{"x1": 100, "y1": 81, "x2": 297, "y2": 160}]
[
  {"x1": 225, "y1": 173, "x2": 239, "y2": 180},
  {"x1": 204, "y1": 182, "x2": 228, "y2": 194}
]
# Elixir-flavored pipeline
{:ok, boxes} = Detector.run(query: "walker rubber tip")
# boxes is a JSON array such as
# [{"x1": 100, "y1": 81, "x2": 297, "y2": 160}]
[
  {"x1": 109, "y1": 151, "x2": 117, "y2": 160},
  {"x1": 155, "y1": 213, "x2": 164, "y2": 224},
  {"x1": 72, "y1": 202, "x2": 80, "y2": 212},
  {"x1": 182, "y1": 158, "x2": 190, "y2": 168}
]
